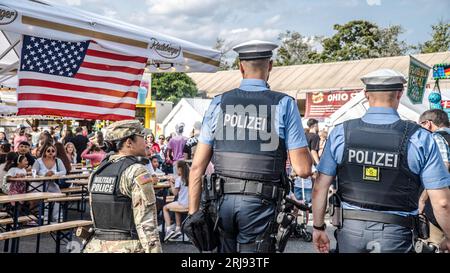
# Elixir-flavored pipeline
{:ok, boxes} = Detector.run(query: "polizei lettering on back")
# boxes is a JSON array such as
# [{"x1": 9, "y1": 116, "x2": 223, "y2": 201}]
[
  {"x1": 91, "y1": 176, "x2": 117, "y2": 194},
  {"x1": 216, "y1": 104, "x2": 279, "y2": 151},
  {"x1": 348, "y1": 149, "x2": 399, "y2": 168}
]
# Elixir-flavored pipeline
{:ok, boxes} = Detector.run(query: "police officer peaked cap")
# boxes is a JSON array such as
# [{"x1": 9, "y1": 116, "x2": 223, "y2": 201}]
[
  {"x1": 105, "y1": 120, "x2": 145, "y2": 141},
  {"x1": 233, "y1": 40, "x2": 278, "y2": 60},
  {"x1": 361, "y1": 69, "x2": 407, "y2": 92}
]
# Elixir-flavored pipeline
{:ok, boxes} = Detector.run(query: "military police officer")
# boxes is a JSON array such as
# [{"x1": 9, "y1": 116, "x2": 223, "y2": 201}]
[
  {"x1": 312, "y1": 69, "x2": 450, "y2": 253},
  {"x1": 84, "y1": 120, "x2": 162, "y2": 253},
  {"x1": 188, "y1": 40, "x2": 313, "y2": 253}
]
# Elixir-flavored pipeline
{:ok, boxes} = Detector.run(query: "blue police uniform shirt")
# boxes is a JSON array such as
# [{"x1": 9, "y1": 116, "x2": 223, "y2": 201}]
[
  {"x1": 199, "y1": 79, "x2": 308, "y2": 150},
  {"x1": 317, "y1": 107, "x2": 450, "y2": 217}
]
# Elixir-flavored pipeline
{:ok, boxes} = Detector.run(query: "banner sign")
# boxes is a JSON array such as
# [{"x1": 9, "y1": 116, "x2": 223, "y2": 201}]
[
  {"x1": 407, "y1": 56, "x2": 431, "y2": 104},
  {"x1": 443, "y1": 100, "x2": 450, "y2": 119},
  {"x1": 433, "y1": 63, "x2": 450, "y2": 80},
  {"x1": 305, "y1": 90, "x2": 361, "y2": 119}
]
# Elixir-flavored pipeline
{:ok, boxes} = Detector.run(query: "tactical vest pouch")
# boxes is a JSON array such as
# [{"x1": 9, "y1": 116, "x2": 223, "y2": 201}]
[{"x1": 202, "y1": 174, "x2": 219, "y2": 201}]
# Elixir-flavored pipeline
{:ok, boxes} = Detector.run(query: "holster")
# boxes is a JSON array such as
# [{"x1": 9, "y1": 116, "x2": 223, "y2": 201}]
[
  {"x1": 77, "y1": 226, "x2": 94, "y2": 252},
  {"x1": 329, "y1": 193, "x2": 343, "y2": 228},
  {"x1": 416, "y1": 214, "x2": 429, "y2": 240},
  {"x1": 255, "y1": 221, "x2": 277, "y2": 253}
]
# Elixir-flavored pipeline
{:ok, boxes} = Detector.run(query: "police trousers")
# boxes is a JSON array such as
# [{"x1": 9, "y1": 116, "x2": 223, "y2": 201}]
[
  {"x1": 336, "y1": 219, "x2": 414, "y2": 253},
  {"x1": 216, "y1": 194, "x2": 276, "y2": 253}
]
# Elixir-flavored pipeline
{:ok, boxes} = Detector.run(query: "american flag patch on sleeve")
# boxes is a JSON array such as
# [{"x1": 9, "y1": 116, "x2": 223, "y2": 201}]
[{"x1": 135, "y1": 173, "x2": 153, "y2": 185}]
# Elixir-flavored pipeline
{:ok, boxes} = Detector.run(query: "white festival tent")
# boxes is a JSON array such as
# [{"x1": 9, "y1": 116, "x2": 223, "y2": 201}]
[
  {"x1": 326, "y1": 89, "x2": 450, "y2": 128},
  {"x1": 0, "y1": 0, "x2": 220, "y2": 89}
]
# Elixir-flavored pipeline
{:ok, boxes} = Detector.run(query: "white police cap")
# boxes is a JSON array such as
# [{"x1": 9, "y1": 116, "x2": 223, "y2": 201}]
[
  {"x1": 232, "y1": 40, "x2": 278, "y2": 60},
  {"x1": 361, "y1": 69, "x2": 407, "y2": 92}
]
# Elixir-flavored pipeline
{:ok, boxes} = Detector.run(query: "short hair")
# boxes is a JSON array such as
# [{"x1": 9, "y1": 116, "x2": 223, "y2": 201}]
[
  {"x1": 307, "y1": 119, "x2": 319, "y2": 128},
  {"x1": 75, "y1": 127, "x2": 83, "y2": 133},
  {"x1": 241, "y1": 58, "x2": 271, "y2": 69},
  {"x1": 19, "y1": 141, "x2": 31, "y2": 147},
  {"x1": 151, "y1": 155, "x2": 159, "y2": 161},
  {"x1": 116, "y1": 135, "x2": 137, "y2": 151},
  {"x1": 419, "y1": 109, "x2": 450, "y2": 127}
]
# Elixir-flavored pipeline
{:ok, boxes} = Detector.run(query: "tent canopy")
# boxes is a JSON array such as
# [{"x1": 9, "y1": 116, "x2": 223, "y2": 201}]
[
  {"x1": 326, "y1": 89, "x2": 450, "y2": 128},
  {"x1": 0, "y1": 0, "x2": 220, "y2": 88}
]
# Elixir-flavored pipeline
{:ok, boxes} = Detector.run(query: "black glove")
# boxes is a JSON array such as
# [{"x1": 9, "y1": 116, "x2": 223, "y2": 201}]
[{"x1": 182, "y1": 209, "x2": 219, "y2": 252}]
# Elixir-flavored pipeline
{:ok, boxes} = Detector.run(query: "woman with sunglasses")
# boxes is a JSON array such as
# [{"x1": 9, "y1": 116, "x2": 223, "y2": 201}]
[
  {"x1": 146, "y1": 133, "x2": 160, "y2": 155},
  {"x1": 31, "y1": 143, "x2": 67, "y2": 222}
]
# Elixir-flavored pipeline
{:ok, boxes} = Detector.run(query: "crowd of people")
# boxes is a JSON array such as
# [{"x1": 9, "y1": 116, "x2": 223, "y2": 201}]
[{"x1": 0, "y1": 121, "x2": 202, "y2": 230}]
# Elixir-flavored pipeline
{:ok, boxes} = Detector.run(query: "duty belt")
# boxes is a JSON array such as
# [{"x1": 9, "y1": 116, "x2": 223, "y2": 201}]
[
  {"x1": 343, "y1": 209, "x2": 416, "y2": 229},
  {"x1": 94, "y1": 229, "x2": 139, "y2": 241},
  {"x1": 221, "y1": 177, "x2": 282, "y2": 200}
]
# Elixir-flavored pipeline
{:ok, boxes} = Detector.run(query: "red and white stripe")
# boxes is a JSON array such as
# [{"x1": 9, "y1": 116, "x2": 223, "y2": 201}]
[{"x1": 17, "y1": 42, "x2": 148, "y2": 121}]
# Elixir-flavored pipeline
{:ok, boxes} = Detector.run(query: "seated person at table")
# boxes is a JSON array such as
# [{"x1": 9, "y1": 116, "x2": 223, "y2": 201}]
[
  {"x1": 32, "y1": 143, "x2": 67, "y2": 222},
  {"x1": 81, "y1": 142, "x2": 106, "y2": 167},
  {"x1": 1, "y1": 152, "x2": 20, "y2": 193},
  {"x1": 16, "y1": 141, "x2": 35, "y2": 171},
  {"x1": 65, "y1": 142, "x2": 77, "y2": 164},
  {"x1": 146, "y1": 155, "x2": 164, "y2": 175},
  {"x1": 0, "y1": 142, "x2": 11, "y2": 164},
  {"x1": 4, "y1": 154, "x2": 28, "y2": 195},
  {"x1": 163, "y1": 160, "x2": 189, "y2": 241}
]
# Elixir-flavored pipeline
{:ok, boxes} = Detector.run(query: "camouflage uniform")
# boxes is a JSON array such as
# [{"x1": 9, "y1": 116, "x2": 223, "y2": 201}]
[{"x1": 84, "y1": 120, "x2": 162, "y2": 253}]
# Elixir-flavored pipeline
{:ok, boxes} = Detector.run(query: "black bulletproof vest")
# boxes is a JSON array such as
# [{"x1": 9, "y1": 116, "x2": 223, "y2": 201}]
[
  {"x1": 337, "y1": 118, "x2": 422, "y2": 212},
  {"x1": 424, "y1": 130, "x2": 450, "y2": 229},
  {"x1": 213, "y1": 88, "x2": 288, "y2": 182},
  {"x1": 90, "y1": 156, "x2": 141, "y2": 233}
]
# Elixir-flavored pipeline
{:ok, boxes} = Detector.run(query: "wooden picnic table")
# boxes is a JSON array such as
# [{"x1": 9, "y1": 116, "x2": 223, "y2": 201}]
[
  {"x1": 65, "y1": 179, "x2": 89, "y2": 185},
  {"x1": 7, "y1": 173, "x2": 91, "y2": 183},
  {"x1": 0, "y1": 192, "x2": 66, "y2": 253},
  {"x1": 0, "y1": 192, "x2": 66, "y2": 204},
  {"x1": 7, "y1": 174, "x2": 91, "y2": 193},
  {"x1": 154, "y1": 182, "x2": 171, "y2": 190}
]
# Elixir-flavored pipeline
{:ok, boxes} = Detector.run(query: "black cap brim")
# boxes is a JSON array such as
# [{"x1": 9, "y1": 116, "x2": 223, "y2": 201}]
[
  {"x1": 365, "y1": 83, "x2": 404, "y2": 92},
  {"x1": 239, "y1": 51, "x2": 273, "y2": 60}
]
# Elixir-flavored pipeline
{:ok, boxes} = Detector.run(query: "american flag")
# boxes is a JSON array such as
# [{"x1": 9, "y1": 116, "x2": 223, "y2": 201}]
[{"x1": 18, "y1": 35, "x2": 148, "y2": 121}]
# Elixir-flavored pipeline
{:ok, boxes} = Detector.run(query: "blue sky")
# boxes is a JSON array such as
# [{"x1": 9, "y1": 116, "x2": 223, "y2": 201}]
[{"x1": 57, "y1": 0, "x2": 449, "y2": 52}]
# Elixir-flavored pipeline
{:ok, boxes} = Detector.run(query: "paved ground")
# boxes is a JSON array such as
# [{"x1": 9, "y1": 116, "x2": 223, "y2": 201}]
[{"x1": 0, "y1": 206, "x2": 336, "y2": 253}]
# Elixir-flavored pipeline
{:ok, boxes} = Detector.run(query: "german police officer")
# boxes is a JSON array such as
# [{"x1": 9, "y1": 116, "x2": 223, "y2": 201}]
[
  {"x1": 84, "y1": 120, "x2": 162, "y2": 253},
  {"x1": 188, "y1": 40, "x2": 313, "y2": 253},
  {"x1": 312, "y1": 69, "x2": 450, "y2": 253}
]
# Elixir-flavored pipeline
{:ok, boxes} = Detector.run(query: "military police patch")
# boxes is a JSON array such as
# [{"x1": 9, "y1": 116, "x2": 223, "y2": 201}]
[
  {"x1": 136, "y1": 173, "x2": 153, "y2": 185},
  {"x1": 91, "y1": 176, "x2": 116, "y2": 194},
  {"x1": 363, "y1": 166, "x2": 380, "y2": 182}
]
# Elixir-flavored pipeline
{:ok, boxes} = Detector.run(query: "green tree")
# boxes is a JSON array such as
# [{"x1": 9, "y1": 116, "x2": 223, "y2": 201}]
[
  {"x1": 275, "y1": 30, "x2": 321, "y2": 66},
  {"x1": 379, "y1": 25, "x2": 409, "y2": 57},
  {"x1": 213, "y1": 37, "x2": 231, "y2": 70},
  {"x1": 151, "y1": 73, "x2": 197, "y2": 104},
  {"x1": 320, "y1": 20, "x2": 408, "y2": 62},
  {"x1": 418, "y1": 20, "x2": 450, "y2": 53}
]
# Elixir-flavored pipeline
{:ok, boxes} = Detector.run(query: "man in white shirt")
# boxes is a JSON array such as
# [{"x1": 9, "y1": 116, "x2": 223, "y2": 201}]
[{"x1": 146, "y1": 155, "x2": 164, "y2": 175}]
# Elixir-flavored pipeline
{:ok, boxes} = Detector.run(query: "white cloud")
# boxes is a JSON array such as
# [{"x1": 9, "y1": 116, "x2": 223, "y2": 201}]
[
  {"x1": 366, "y1": 0, "x2": 381, "y2": 6},
  {"x1": 102, "y1": 7, "x2": 117, "y2": 19},
  {"x1": 61, "y1": 0, "x2": 82, "y2": 5},
  {"x1": 220, "y1": 27, "x2": 280, "y2": 45},
  {"x1": 146, "y1": 0, "x2": 225, "y2": 17},
  {"x1": 265, "y1": 15, "x2": 281, "y2": 26}
]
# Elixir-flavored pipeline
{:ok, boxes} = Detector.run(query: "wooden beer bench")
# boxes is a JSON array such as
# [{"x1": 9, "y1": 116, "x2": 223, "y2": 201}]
[{"x1": 0, "y1": 220, "x2": 93, "y2": 253}]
